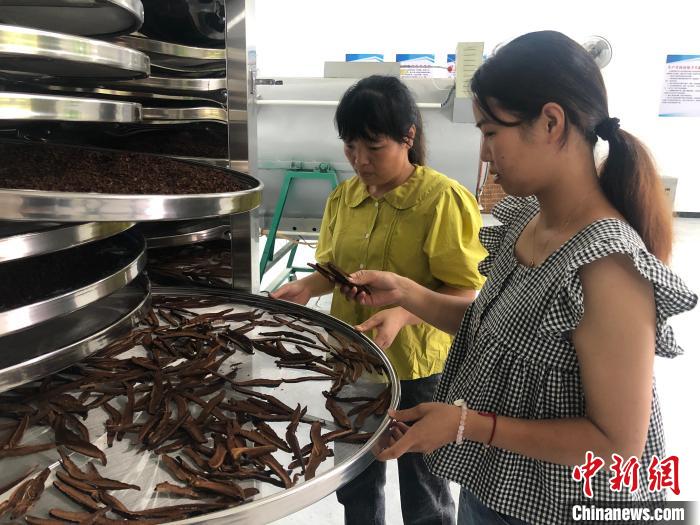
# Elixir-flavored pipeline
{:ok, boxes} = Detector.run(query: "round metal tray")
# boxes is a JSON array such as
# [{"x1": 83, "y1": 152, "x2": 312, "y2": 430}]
[
  {"x1": 0, "y1": 274, "x2": 150, "y2": 393},
  {"x1": 138, "y1": 218, "x2": 229, "y2": 248},
  {"x1": 8, "y1": 82, "x2": 227, "y2": 107},
  {"x1": 0, "y1": 231, "x2": 146, "y2": 336},
  {"x1": 0, "y1": 184, "x2": 262, "y2": 222},
  {"x1": 0, "y1": 23, "x2": 150, "y2": 80},
  {"x1": 142, "y1": 106, "x2": 227, "y2": 124},
  {"x1": 168, "y1": 288, "x2": 400, "y2": 524},
  {"x1": 113, "y1": 35, "x2": 225, "y2": 64},
  {"x1": 0, "y1": 142, "x2": 262, "y2": 222},
  {"x1": 0, "y1": 221, "x2": 134, "y2": 262},
  {"x1": 0, "y1": 0, "x2": 144, "y2": 38},
  {"x1": 150, "y1": 62, "x2": 226, "y2": 76},
  {"x1": 0, "y1": 92, "x2": 142, "y2": 123},
  {"x1": 0, "y1": 287, "x2": 399, "y2": 524},
  {"x1": 104, "y1": 76, "x2": 226, "y2": 93}
]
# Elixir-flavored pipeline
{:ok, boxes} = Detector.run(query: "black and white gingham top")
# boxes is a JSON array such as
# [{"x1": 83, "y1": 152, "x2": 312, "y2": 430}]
[{"x1": 427, "y1": 196, "x2": 698, "y2": 525}]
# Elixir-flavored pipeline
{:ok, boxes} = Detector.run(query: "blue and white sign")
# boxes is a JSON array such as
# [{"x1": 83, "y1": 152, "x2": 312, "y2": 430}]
[
  {"x1": 659, "y1": 55, "x2": 700, "y2": 117},
  {"x1": 396, "y1": 53, "x2": 435, "y2": 78},
  {"x1": 346, "y1": 54, "x2": 384, "y2": 62},
  {"x1": 447, "y1": 53, "x2": 456, "y2": 78}
]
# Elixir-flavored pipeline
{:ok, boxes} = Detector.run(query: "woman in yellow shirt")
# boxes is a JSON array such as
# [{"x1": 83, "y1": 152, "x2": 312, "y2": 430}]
[{"x1": 271, "y1": 75, "x2": 486, "y2": 525}]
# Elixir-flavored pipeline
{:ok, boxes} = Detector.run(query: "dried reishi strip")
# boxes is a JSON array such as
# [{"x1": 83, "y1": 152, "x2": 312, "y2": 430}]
[
  {"x1": 154, "y1": 481, "x2": 202, "y2": 499},
  {"x1": 24, "y1": 515, "x2": 66, "y2": 525},
  {"x1": 324, "y1": 396, "x2": 352, "y2": 429},
  {"x1": 0, "y1": 442, "x2": 55, "y2": 458},
  {"x1": 52, "y1": 479, "x2": 102, "y2": 511},
  {"x1": 304, "y1": 422, "x2": 329, "y2": 481},
  {"x1": 54, "y1": 422, "x2": 107, "y2": 466}
]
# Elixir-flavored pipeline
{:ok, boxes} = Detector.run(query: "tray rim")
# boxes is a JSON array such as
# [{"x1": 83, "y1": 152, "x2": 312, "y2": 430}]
[
  {"x1": 141, "y1": 220, "x2": 228, "y2": 248},
  {"x1": 0, "y1": 92, "x2": 142, "y2": 123},
  {"x1": 0, "y1": 187, "x2": 262, "y2": 222},
  {"x1": 0, "y1": 273, "x2": 150, "y2": 393},
  {"x1": 105, "y1": 76, "x2": 226, "y2": 92},
  {"x1": 113, "y1": 35, "x2": 224, "y2": 61},
  {"x1": 147, "y1": 286, "x2": 401, "y2": 525},
  {"x1": 0, "y1": 23, "x2": 150, "y2": 79},
  {"x1": 0, "y1": 0, "x2": 144, "y2": 38},
  {"x1": 0, "y1": 220, "x2": 135, "y2": 262},
  {"x1": 0, "y1": 231, "x2": 146, "y2": 336},
  {"x1": 0, "y1": 146, "x2": 263, "y2": 222}
]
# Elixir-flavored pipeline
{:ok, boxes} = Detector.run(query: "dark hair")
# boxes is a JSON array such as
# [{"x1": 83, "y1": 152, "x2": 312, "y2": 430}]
[
  {"x1": 335, "y1": 75, "x2": 426, "y2": 165},
  {"x1": 471, "y1": 31, "x2": 672, "y2": 262}
]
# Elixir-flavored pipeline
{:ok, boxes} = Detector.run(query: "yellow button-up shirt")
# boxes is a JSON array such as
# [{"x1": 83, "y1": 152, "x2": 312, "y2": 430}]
[{"x1": 316, "y1": 165, "x2": 487, "y2": 380}]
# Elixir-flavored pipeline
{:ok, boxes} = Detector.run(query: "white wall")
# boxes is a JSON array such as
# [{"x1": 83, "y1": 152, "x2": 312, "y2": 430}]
[{"x1": 253, "y1": 0, "x2": 700, "y2": 212}]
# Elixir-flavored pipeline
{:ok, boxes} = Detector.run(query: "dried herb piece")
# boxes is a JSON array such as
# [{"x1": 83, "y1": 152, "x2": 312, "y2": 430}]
[{"x1": 308, "y1": 262, "x2": 371, "y2": 294}]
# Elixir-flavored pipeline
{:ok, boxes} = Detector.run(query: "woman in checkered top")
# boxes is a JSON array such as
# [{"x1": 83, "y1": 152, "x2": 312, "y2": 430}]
[{"x1": 343, "y1": 31, "x2": 697, "y2": 524}]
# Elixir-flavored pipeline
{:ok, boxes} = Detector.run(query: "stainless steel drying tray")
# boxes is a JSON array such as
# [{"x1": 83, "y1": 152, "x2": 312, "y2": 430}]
[
  {"x1": 0, "y1": 184, "x2": 262, "y2": 222},
  {"x1": 103, "y1": 76, "x2": 226, "y2": 93},
  {"x1": 3, "y1": 81, "x2": 226, "y2": 107},
  {"x1": 0, "y1": 0, "x2": 144, "y2": 38},
  {"x1": 0, "y1": 92, "x2": 142, "y2": 122},
  {"x1": 0, "y1": 24, "x2": 150, "y2": 80},
  {"x1": 138, "y1": 218, "x2": 228, "y2": 248},
  {"x1": 0, "y1": 141, "x2": 262, "y2": 221},
  {"x1": 0, "y1": 274, "x2": 150, "y2": 393},
  {"x1": 0, "y1": 231, "x2": 145, "y2": 336},
  {"x1": 0, "y1": 287, "x2": 400, "y2": 524},
  {"x1": 0, "y1": 220, "x2": 134, "y2": 262},
  {"x1": 142, "y1": 106, "x2": 227, "y2": 124},
  {"x1": 150, "y1": 62, "x2": 225, "y2": 76},
  {"x1": 113, "y1": 35, "x2": 224, "y2": 65}
]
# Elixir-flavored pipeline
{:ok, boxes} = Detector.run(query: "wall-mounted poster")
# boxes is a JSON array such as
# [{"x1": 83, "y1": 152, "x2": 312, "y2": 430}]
[
  {"x1": 659, "y1": 55, "x2": 700, "y2": 117},
  {"x1": 346, "y1": 54, "x2": 384, "y2": 62},
  {"x1": 396, "y1": 53, "x2": 435, "y2": 78}
]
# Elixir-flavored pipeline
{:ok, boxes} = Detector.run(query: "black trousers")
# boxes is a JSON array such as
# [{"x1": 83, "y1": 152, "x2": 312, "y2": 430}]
[{"x1": 336, "y1": 374, "x2": 456, "y2": 525}]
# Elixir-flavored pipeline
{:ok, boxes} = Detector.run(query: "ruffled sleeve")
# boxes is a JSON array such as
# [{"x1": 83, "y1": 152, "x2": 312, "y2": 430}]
[
  {"x1": 478, "y1": 196, "x2": 535, "y2": 277},
  {"x1": 540, "y1": 229, "x2": 698, "y2": 358}
]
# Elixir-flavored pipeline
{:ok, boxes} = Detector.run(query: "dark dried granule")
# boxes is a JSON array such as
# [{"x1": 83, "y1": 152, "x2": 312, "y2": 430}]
[{"x1": 0, "y1": 141, "x2": 248, "y2": 194}]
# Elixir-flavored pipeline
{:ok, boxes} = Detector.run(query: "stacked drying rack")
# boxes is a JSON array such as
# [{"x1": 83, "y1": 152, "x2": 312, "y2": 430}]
[
  {"x1": 0, "y1": 0, "x2": 261, "y2": 391},
  {"x1": 0, "y1": 3, "x2": 400, "y2": 523}
]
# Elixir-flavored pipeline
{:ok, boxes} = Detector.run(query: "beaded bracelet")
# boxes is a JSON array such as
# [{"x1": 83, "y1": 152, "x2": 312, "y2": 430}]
[{"x1": 454, "y1": 399, "x2": 468, "y2": 445}]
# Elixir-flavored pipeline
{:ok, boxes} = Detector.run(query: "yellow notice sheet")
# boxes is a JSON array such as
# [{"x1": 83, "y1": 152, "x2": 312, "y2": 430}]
[{"x1": 455, "y1": 42, "x2": 485, "y2": 98}]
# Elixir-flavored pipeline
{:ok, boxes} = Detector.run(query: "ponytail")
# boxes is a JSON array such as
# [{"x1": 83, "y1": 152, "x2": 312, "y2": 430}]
[{"x1": 599, "y1": 129, "x2": 673, "y2": 262}]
